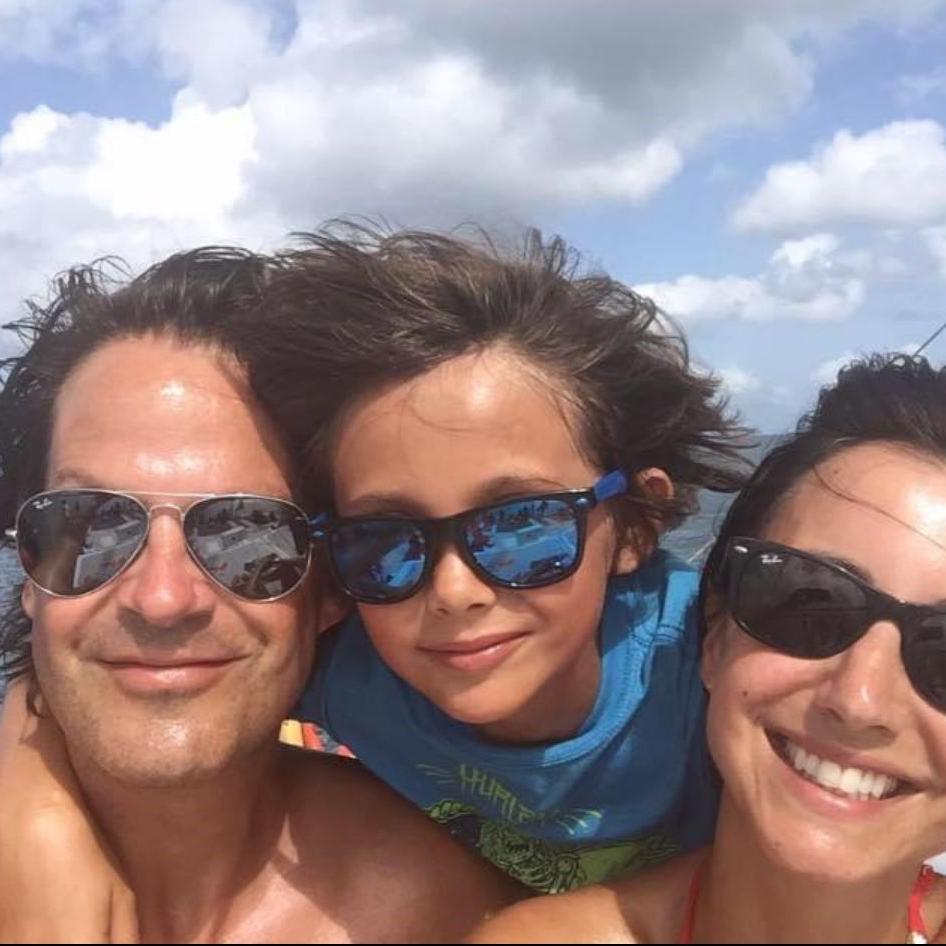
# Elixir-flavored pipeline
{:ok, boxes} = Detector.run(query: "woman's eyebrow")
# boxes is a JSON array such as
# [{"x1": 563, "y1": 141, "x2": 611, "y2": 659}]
[
  {"x1": 818, "y1": 553, "x2": 872, "y2": 584},
  {"x1": 805, "y1": 550, "x2": 946, "y2": 608}
]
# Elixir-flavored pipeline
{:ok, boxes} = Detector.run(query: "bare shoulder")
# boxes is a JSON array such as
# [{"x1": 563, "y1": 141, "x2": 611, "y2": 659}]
[
  {"x1": 466, "y1": 883, "x2": 630, "y2": 944},
  {"x1": 280, "y1": 749, "x2": 524, "y2": 942},
  {"x1": 467, "y1": 848, "x2": 704, "y2": 945}
]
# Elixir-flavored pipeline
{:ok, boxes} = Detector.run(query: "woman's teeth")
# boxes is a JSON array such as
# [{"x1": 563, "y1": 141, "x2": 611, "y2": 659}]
[{"x1": 783, "y1": 738, "x2": 900, "y2": 800}]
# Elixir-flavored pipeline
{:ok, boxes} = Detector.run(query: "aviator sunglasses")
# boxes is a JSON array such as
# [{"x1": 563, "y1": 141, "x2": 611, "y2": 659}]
[
  {"x1": 311, "y1": 470, "x2": 629, "y2": 604},
  {"x1": 723, "y1": 537, "x2": 946, "y2": 712},
  {"x1": 6, "y1": 489, "x2": 312, "y2": 602}
]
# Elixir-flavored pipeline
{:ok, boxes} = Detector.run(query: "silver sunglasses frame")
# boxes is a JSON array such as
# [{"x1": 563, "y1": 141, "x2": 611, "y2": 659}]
[{"x1": 5, "y1": 488, "x2": 313, "y2": 603}]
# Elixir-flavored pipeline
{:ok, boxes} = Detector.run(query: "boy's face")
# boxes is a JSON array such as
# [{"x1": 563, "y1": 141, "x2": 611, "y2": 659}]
[{"x1": 330, "y1": 346, "x2": 643, "y2": 743}]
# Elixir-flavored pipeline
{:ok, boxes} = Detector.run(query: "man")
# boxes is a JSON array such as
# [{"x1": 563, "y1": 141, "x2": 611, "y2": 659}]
[{"x1": 0, "y1": 249, "x2": 519, "y2": 942}]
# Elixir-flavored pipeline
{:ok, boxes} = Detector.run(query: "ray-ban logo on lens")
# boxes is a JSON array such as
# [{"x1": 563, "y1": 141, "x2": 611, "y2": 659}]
[{"x1": 760, "y1": 553, "x2": 783, "y2": 565}]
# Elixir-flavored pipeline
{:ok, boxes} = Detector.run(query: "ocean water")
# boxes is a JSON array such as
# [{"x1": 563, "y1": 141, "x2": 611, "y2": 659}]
[
  {"x1": 661, "y1": 435, "x2": 780, "y2": 565},
  {"x1": 0, "y1": 548, "x2": 21, "y2": 589}
]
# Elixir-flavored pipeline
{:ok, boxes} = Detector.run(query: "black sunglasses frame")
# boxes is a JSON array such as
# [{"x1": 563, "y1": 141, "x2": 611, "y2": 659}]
[
  {"x1": 311, "y1": 471, "x2": 628, "y2": 605},
  {"x1": 6, "y1": 488, "x2": 313, "y2": 603},
  {"x1": 724, "y1": 536, "x2": 946, "y2": 711}
]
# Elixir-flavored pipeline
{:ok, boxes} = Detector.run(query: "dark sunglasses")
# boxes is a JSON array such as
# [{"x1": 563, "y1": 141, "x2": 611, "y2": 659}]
[
  {"x1": 6, "y1": 489, "x2": 312, "y2": 602},
  {"x1": 723, "y1": 536, "x2": 946, "y2": 712},
  {"x1": 311, "y1": 470, "x2": 629, "y2": 604}
]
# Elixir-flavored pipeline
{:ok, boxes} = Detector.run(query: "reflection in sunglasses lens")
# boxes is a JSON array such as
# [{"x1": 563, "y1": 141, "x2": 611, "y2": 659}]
[
  {"x1": 17, "y1": 492, "x2": 149, "y2": 595},
  {"x1": 16, "y1": 491, "x2": 310, "y2": 601},
  {"x1": 332, "y1": 520, "x2": 427, "y2": 600},
  {"x1": 467, "y1": 497, "x2": 578, "y2": 585},
  {"x1": 185, "y1": 497, "x2": 310, "y2": 601}
]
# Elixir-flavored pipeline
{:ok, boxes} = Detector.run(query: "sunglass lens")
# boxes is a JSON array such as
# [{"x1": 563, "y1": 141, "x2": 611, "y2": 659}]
[
  {"x1": 903, "y1": 615, "x2": 946, "y2": 712},
  {"x1": 329, "y1": 520, "x2": 427, "y2": 602},
  {"x1": 466, "y1": 497, "x2": 579, "y2": 586},
  {"x1": 735, "y1": 548, "x2": 868, "y2": 658},
  {"x1": 185, "y1": 497, "x2": 310, "y2": 600},
  {"x1": 16, "y1": 491, "x2": 148, "y2": 595}
]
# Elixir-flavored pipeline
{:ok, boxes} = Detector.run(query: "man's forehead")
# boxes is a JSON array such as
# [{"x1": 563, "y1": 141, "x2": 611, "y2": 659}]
[{"x1": 48, "y1": 336, "x2": 298, "y2": 497}]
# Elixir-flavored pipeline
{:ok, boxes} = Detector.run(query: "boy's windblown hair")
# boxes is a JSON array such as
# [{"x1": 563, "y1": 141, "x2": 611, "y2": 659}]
[{"x1": 247, "y1": 221, "x2": 750, "y2": 538}]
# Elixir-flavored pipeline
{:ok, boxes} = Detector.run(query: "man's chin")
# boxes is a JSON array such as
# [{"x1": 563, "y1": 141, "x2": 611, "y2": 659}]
[{"x1": 66, "y1": 718, "x2": 272, "y2": 789}]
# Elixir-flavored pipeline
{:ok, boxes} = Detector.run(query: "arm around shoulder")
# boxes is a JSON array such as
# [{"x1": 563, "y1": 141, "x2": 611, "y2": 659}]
[
  {"x1": 465, "y1": 884, "x2": 636, "y2": 944},
  {"x1": 289, "y1": 751, "x2": 525, "y2": 942},
  {"x1": 0, "y1": 679, "x2": 138, "y2": 943}
]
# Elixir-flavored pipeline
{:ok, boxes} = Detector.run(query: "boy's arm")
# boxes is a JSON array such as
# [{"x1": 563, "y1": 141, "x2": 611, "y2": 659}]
[{"x1": 0, "y1": 679, "x2": 138, "y2": 943}]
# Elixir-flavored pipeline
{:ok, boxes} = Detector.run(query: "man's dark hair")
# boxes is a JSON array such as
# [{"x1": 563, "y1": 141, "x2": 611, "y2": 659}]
[
  {"x1": 0, "y1": 248, "x2": 272, "y2": 684},
  {"x1": 247, "y1": 222, "x2": 748, "y2": 542},
  {"x1": 701, "y1": 353, "x2": 946, "y2": 622}
]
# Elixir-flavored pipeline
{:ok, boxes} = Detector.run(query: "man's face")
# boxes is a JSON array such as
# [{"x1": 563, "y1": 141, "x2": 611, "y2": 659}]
[{"x1": 23, "y1": 334, "x2": 318, "y2": 786}]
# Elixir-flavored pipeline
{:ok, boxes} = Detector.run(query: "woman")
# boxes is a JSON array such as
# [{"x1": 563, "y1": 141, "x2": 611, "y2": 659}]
[{"x1": 470, "y1": 353, "x2": 946, "y2": 943}]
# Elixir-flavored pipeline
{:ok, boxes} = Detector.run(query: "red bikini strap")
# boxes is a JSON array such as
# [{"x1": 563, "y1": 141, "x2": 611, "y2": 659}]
[
  {"x1": 678, "y1": 861, "x2": 704, "y2": 945},
  {"x1": 909, "y1": 865, "x2": 936, "y2": 939}
]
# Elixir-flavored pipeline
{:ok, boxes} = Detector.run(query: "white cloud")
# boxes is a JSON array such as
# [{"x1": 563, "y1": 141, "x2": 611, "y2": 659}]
[
  {"x1": 715, "y1": 367, "x2": 762, "y2": 395},
  {"x1": 812, "y1": 351, "x2": 860, "y2": 385},
  {"x1": 0, "y1": 95, "x2": 275, "y2": 334},
  {"x1": 0, "y1": 0, "x2": 945, "y2": 346},
  {"x1": 924, "y1": 225, "x2": 946, "y2": 278},
  {"x1": 813, "y1": 341, "x2": 924, "y2": 385},
  {"x1": 897, "y1": 66, "x2": 946, "y2": 105},
  {"x1": 636, "y1": 233, "x2": 865, "y2": 323},
  {"x1": 733, "y1": 121, "x2": 946, "y2": 233}
]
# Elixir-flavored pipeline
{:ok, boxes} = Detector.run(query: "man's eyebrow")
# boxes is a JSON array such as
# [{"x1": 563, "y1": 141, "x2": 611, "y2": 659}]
[
  {"x1": 47, "y1": 469, "x2": 294, "y2": 501},
  {"x1": 48, "y1": 468, "x2": 101, "y2": 488}
]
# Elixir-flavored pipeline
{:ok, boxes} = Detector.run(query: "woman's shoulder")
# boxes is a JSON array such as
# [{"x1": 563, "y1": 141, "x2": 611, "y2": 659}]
[
  {"x1": 466, "y1": 848, "x2": 705, "y2": 944},
  {"x1": 465, "y1": 881, "x2": 628, "y2": 944}
]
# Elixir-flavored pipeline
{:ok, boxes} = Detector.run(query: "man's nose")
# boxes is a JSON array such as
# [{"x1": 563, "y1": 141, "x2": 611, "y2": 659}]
[{"x1": 116, "y1": 510, "x2": 216, "y2": 627}]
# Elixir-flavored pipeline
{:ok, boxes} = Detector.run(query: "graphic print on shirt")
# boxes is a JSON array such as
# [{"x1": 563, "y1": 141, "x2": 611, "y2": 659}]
[{"x1": 421, "y1": 763, "x2": 680, "y2": 892}]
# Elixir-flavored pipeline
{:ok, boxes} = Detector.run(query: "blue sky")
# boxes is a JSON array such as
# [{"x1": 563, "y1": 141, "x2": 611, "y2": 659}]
[{"x1": 2, "y1": 1, "x2": 946, "y2": 431}]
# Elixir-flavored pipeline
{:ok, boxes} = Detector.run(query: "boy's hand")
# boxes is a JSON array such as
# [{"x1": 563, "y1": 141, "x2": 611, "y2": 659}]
[{"x1": 0, "y1": 679, "x2": 138, "y2": 943}]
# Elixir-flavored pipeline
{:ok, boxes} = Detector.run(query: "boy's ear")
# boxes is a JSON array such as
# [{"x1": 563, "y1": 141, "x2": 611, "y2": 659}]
[{"x1": 612, "y1": 467, "x2": 674, "y2": 575}]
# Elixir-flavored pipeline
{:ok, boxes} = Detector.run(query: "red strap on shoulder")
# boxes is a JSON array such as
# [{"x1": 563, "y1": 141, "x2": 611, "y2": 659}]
[
  {"x1": 909, "y1": 865, "x2": 936, "y2": 940},
  {"x1": 678, "y1": 862, "x2": 704, "y2": 945}
]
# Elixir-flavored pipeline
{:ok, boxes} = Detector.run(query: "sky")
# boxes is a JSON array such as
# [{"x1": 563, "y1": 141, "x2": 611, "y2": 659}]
[{"x1": 2, "y1": 1, "x2": 946, "y2": 432}]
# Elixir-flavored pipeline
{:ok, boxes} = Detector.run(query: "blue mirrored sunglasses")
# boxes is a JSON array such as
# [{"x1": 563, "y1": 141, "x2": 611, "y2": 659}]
[{"x1": 309, "y1": 470, "x2": 628, "y2": 604}]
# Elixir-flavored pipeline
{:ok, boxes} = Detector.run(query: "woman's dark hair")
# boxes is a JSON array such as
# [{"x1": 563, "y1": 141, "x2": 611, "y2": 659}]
[
  {"x1": 701, "y1": 353, "x2": 946, "y2": 622},
  {"x1": 0, "y1": 247, "x2": 273, "y2": 684},
  {"x1": 247, "y1": 222, "x2": 749, "y2": 538}
]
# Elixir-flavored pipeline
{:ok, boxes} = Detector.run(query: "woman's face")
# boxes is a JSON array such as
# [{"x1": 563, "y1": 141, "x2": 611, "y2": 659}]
[
  {"x1": 704, "y1": 441, "x2": 946, "y2": 881},
  {"x1": 329, "y1": 346, "x2": 654, "y2": 743}
]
